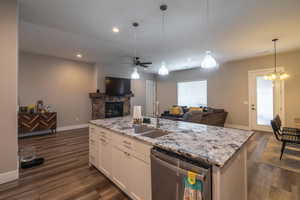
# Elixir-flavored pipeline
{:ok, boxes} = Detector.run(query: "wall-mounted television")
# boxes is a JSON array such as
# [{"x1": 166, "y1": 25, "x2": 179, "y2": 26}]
[{"x1": 105, "y1": 77, "x2": 131, "y2": 96}]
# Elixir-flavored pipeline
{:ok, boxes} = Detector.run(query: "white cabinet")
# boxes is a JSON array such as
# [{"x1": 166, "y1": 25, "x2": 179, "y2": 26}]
[
  {"x1": 112, "y1": 147, "x2": 131, "y2": 190},
  {"x1": 89, "y1": 124, "x2": 152, "y2": 200},
  {"x1": 89, "y1": 126, "x2": 98, "y2": 167},
  {"x1": 98, "y1": 136, "x2": 112, "y2": 177},
  {"x1": 129, "y1": 155, "x2": 151, "y2": 200}
]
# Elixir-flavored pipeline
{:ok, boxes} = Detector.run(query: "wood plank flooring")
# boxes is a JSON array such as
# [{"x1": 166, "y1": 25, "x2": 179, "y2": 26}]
[
  {"x1": 0, "y1": 129, "x2": 128, "y2": 200},
  {"x1": 0, "y1": 129, "x2": 299, "y2": 200}
]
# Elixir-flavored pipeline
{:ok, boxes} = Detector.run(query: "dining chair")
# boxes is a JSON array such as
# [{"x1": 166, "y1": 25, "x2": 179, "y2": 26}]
[
  {"x1": 274, "y1": 115, "x2": 300, "y2": 135},
  {"x1": 271, "y1": 119, "x2": 300, "y2": 160}
]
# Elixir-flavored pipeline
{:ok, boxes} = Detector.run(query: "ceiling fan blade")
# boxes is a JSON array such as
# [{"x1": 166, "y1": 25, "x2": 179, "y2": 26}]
[
  {"x1": 140, "y1": 62, "x2": 152, "y2": 65},
  {"x1": 139, "y1": 64, "x2": 151, "y2": 68}
]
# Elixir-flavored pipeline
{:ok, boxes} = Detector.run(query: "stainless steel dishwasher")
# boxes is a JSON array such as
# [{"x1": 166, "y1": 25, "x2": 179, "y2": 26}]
[{"x1": 151, "y1": 147, "x2": 212, "y2": 200}]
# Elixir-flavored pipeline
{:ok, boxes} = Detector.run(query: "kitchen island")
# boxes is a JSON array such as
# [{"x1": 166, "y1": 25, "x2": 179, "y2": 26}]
[{"x1": 89, "y1": 116, "x2": 254, "y2": 200}]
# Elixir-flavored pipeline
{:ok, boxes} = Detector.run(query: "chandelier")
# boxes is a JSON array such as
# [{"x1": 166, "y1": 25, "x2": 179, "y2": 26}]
[{"x1": 264, "y1": 39, "x2": 289, "y2": 81}]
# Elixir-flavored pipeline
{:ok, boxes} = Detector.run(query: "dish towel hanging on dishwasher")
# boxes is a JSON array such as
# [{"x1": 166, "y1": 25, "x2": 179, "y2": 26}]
[{"x1": 183, "y1": 171, "x2": 203, "y2": 200}]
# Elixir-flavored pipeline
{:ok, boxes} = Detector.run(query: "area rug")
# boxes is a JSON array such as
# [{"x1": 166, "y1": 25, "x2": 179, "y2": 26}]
[{"x1": 260, "y1": 136, "x2": 300, "y2": 173}]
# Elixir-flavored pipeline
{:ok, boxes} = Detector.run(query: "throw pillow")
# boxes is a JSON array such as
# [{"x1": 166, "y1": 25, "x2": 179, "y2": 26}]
[
  {"x1": 189, "y1": 107, "x2": 203, "y2": 112},
  {"x1": 169, "y1": 106, "x2": 183, "y2": 116}
]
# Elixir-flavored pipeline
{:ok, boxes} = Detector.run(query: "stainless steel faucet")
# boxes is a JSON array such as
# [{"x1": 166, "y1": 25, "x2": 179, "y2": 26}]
[{"x1": 155, "y1": 101, "x2": 160, "y2": 128}]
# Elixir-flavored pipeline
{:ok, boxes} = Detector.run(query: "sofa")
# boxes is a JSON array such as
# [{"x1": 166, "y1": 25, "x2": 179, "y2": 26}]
[{"x1": 161, "y1": 106, "x2": 228, "y2": 127}]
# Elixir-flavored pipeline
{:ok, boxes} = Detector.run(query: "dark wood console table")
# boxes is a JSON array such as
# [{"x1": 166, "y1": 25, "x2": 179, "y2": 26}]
[{"x1": 18, "y1": 112, "x2": 57, "y2": 135}]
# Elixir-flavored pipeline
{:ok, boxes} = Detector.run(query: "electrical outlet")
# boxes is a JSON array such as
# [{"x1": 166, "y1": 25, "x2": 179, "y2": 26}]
[{"x1": 75, "y1": 117, "x2": 79, "y2": 121}]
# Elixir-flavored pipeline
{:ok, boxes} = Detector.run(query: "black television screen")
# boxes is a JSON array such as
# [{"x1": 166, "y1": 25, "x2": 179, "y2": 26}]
[{"x1": 105, "y1": 77, "x2": 131, "y2": 96}]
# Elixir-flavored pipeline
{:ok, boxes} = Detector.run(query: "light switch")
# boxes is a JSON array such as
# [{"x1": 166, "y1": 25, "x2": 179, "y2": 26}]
[{"x1": 243, "y1": 101, "x2": 248, "y2": 105}]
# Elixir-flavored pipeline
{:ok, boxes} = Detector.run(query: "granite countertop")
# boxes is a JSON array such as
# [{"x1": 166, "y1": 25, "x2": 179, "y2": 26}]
[{"x1": 89, "y1": 116, "x2": 254, "y2": 167}]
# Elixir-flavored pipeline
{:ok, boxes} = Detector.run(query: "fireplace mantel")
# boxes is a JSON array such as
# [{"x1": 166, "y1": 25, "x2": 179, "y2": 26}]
[{"x1": 89, "y1": 93, "x2": 134, "y2": 120}]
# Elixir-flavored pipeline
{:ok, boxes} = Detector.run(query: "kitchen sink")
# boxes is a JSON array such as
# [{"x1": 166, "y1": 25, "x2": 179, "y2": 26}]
[
  {"x1": 134, "y1": 125, "x2": 170, "y2": 138},
  {"x1": 142, "y1": 130, "x2": 170, "y2": 138}
]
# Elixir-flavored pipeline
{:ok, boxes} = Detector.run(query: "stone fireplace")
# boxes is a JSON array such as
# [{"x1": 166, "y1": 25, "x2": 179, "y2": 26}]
[
  {"x1": 105, "y1": 102, "x2": 124, "y2": 118},
  {"x1": 89, "y1": 93, "x2": 133, "y2": 120}
]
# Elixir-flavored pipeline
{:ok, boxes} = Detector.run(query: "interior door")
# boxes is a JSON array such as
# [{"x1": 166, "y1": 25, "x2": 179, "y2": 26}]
[
  {"x1": 146, "y1": 80, "x2": 156, "y2": 117},
  {"x1": 249, "y1": 69, "x2": 285, "y2": 132}
]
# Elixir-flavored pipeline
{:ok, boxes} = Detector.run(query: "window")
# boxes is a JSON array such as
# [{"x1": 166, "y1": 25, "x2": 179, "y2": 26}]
[{"x1": 177, "y1": 80, "x2": 207, "y2": 107}]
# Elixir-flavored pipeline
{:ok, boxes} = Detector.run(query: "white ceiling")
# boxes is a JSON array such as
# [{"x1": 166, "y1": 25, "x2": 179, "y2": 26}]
[{"x1": 19, "y1": 0, "x2": 300, "y2": 73}]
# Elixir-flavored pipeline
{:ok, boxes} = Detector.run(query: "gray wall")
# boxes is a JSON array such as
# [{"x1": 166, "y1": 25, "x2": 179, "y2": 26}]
[
  {"x1": 19, "y1": 52, "x2": 96, "y2": 127},
  {"x1": 157, "y1": 49, "x2": 300, "y2": 127},
  {"x1": 0, "y1": 0, "x2": 18, "y2": 174},
  {"x1": 18, "y1": 54, "x2": 156, "y2": 128}
]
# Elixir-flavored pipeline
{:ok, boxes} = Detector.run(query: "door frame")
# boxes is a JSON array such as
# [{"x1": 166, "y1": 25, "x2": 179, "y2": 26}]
[{"x1": 248, "y1": 68, "x2": 285, "y2": 132}]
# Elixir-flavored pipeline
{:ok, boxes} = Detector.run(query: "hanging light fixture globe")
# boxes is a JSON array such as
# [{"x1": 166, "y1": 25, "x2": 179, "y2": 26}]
[
  {"x1": 201, "y1": 51, "x2": 218, "y2": 69},
  {"x1": 131, "y1": 67, "x2": 140, "y2": 79},
  {"x1": 199, "y1": 0, "x2": 218, "y2": 69},
  {"x1": 158, "y1": 61, "x2": 169, "y2": 75},
  {"x1": 158, "y1": 4, "x2": 169, "y2": 76},
  {"x1": 264, "y1": 39, "x2": 290, "y2": 81},
  {"x1": 130, "y1": 22, "x2": 140, "y2": 80}
]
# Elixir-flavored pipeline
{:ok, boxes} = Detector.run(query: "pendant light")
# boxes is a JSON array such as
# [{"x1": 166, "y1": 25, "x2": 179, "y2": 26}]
[
  {"x1": 158, "y1": 4, "x2": 169, "y2": 76},
  {"x1": 201, "y1": 0, "x2": 218, "y2": 69},
  {"x1": 201, "y1": 51, "x2": 217, "y2": 69},
  {"x1": 264, "y1": 39, "x2": 290, "y2": 81},
  {"x1": 158, "y1": 61, "x2": 169, "y2": 75},
  {"x1": 131, "y1": 22, "x2": 140, "y2": 80},
  {"x1": 131, "y1": 67, "x2": 140, "y2": 79}
]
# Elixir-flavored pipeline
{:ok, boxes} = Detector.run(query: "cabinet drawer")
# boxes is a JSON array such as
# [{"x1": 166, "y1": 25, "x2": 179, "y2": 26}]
[
  {"x1": 89, "y1": 125, "x2": 97, "y2": 134},
  {"x1": 89, "y1": 126, "x2": 97, "y2": 140},
  {"x1": 112, "y1": 133, "x2": 134, "y2": 151},
  {"x1": 112, "y1": 133, "x2": 151, "y2": 164},
  {"x1": 97, "y1": 126, "x2": 112, "y2": 139},
  {"x1": 132, "y1": 139, "x2": 151, "y2": 164}
]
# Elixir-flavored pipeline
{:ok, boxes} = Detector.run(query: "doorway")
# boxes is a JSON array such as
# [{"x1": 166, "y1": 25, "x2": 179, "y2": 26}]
[
  {"x1": 248, "y1": 68, "x2": 285, "y2": 132},
  {"x1": 145, "y1": 80, "x2": 156, "y2": 116}
]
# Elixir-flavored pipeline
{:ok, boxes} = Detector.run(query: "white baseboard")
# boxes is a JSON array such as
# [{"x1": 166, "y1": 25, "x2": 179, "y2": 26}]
[
  {"x1": 57, "y1": 123, "x2": 88, "y2": 132},
  {"x1": 0, "y1": 169, "x2": 18, "y2": 185},
  {"x1": 225, "y1": 124, "x2": 250, "y2": 131}
]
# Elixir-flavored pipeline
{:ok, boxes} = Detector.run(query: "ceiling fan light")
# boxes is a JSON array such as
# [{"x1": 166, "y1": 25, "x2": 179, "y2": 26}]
[
  {"x1": 131, "y1": 68, "x2": 140, "y2": 79},
  {"x1": 201, "y1": 51, "x2": 218, "y2": 69},
  {"x1": 158, "y1": 62, "x2": 169, "y2": 76}
]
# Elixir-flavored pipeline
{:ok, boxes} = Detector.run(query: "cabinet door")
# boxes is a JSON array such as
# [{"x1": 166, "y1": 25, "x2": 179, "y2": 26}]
[
  {"x1": 89, "y1": 136, "x2": 98, "y2": 167},
  {"x1": 98, "y1": 137, "x2": 112, "y2": 176},
  {"x1": 129, "y1": 156, "x2": 150, "y2": 200},
  {"x1": 112, "y1": 147, "x2": 130, "y2": 190}
]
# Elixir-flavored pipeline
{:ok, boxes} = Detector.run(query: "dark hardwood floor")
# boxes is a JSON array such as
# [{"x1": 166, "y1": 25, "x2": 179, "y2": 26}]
[
  {"x1": 0, "y1": 129, "x2": 299, "y2": 200},
  {"x1": 247, "y1": 132, "x2": 300, "y2": 200},
  {"x1": 0, "y1": 129, "x2": 128, "y2": 200}
]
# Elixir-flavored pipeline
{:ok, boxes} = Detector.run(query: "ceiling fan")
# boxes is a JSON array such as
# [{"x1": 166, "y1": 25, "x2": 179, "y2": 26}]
[
  {"x1": 122, "y1": 22, "x2": 153, "y2": 69},
  {"x1": 133, "y1": 56, "x2": 152, "y2": 69}
]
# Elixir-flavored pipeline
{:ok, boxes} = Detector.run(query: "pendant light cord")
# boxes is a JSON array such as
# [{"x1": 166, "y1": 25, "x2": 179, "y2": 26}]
[
  {"x1": 162, "y1": 8, "x2": 166, "y2": 56},
  {"x1": 134, "y1": 26, "x2": 137, "y2": 59},
  {"x1": 274, "y1": 39, "x2": 277, "y2": 73}
]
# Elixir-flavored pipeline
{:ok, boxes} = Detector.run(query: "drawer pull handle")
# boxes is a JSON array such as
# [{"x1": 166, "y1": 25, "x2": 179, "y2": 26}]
[
  {"x1": 123, "y1": 141, "x2": 132, "y2": 145},
  {"x1": 123, "y1": 144, "x2": 132, "y2": 149},
  {"x1": 123, "y1": 152, "x2": 130, "y2": 156},
  {"x1": 100, "y1": 138, "x2": 107, "y2": 143}
]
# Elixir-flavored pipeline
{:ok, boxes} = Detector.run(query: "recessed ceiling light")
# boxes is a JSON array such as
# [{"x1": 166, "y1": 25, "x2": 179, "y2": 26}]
[
  {"x1": 76, "y1": 53, "x2": 82, "y2": 58},
  {"x1": 112, "y1": 27, "x2": 120, "y2": 33}
]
